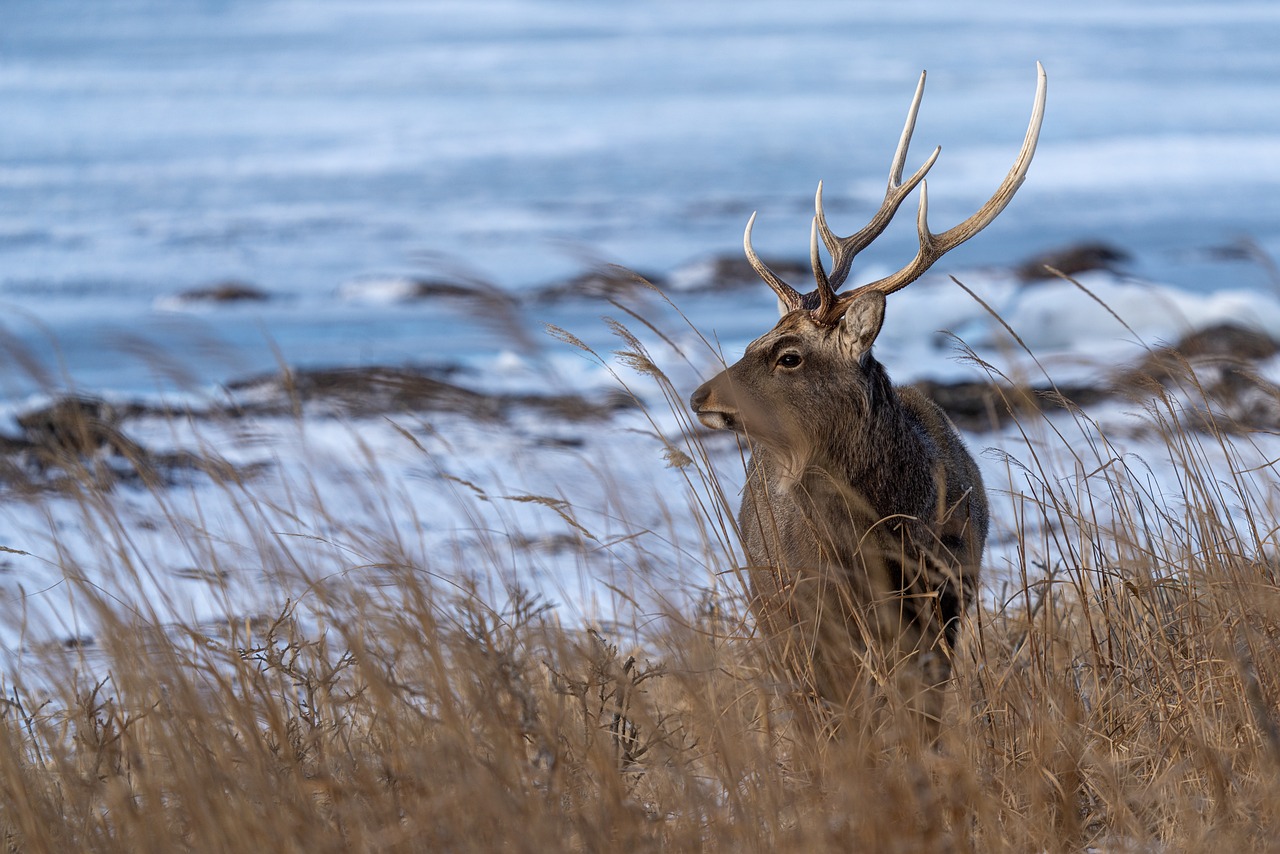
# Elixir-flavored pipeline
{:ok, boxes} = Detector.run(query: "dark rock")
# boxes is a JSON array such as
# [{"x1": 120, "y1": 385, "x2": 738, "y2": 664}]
[
  {"x1": 1015, "y1": 242, "x2": 1130, "y2": 282},
  {"x1": 512, "y1": 389, "x2": 636, "y2": 422},
  {"x1": 1163, "y1": 323, "x2": 1278, "y2": 362},
  {"x1": 534, "y1": 267, "x2": 665, "y2": 303},
  {"x1": 172, "y1": 566, "x2": 232, "y2": 582},
  {"x1": 409, "y1": 279, "x2": 511, "y2": 302},
  {"x1": 1190, "y1": 366, "x2": 1280, "y2": 432},
  {"x1": 0, "y1": 396, "x2": 259, "y2": 494},
  {"x1": 173, "y1": 281, "x2": 271, "y2": 303},
  {"x1": 507, "y1": 532, "x2": 584, "y2": 554},
  {"x1": 229, "y1": 365, "x2": 501, "y2": 419},
  {"x1": 535, "y1": 436, "x2": 586, "y2": 449},
  {"x1": 911, "y1": 379, "x2": 1111, "y2": 432},
  {"x1": 16, "y1": 397, "x2": 127, "y2": 456},
  {"x1": 1117, "y1": 323, "x2": 1280, "y2": 387},
  {"x1": 1114, "y1": 323, "x2": 1280, "y2": 432},
  {"x1": 227, "y1": 365, "x2": 636, "y2": 423},
  {"x1": 373, "y1": 279, "x2": 523, "y2": 317}
]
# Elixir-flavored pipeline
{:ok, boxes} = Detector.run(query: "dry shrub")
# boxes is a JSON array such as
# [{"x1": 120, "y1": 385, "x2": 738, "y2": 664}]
[{"x1": 3, "y1": 293, "x2": 1280, "y2": 852}]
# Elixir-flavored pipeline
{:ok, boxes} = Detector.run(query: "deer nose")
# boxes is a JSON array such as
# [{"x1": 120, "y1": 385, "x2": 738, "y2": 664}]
[{"x1": 689, "y1": 383, "x2": 709, "y2": 413}]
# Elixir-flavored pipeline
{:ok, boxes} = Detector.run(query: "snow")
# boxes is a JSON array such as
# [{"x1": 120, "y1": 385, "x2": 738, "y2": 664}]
[{"x1": 3, "y1": 0, "x2": 1280, "y2": 667}]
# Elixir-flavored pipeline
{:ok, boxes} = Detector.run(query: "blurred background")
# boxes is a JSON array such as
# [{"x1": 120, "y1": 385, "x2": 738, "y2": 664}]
[{"x1": 2, "y1": 0, "x2": 1279, "y2": 395}]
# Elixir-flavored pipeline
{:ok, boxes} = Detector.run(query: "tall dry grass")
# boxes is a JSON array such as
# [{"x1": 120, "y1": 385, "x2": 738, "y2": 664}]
[{"x1": 3, "y1": 288, "x2": 1280, "y2": 852}]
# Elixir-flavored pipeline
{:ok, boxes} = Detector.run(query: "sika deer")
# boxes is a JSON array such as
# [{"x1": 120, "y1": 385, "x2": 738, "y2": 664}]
[{"x1": 691, "y1": 65, "x2": 1046, "y2": 733}]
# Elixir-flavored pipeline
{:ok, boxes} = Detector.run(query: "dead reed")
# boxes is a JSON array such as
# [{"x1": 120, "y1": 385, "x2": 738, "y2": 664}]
[{"x1": 2, "y1": 287, "x2": 1280, "y2": 852}]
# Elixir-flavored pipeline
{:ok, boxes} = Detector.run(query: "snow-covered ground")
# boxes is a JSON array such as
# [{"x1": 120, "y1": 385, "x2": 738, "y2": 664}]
[
  {"x1": 3, "y1": 1, "x2": 1280, "y2": 666},
  {"x1": 6, "y1": 269, "x2": 1280, "y2": 670}
]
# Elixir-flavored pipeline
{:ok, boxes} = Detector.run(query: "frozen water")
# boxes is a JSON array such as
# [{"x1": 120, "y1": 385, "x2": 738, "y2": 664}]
[{"x1": 2, "y1": 0, "x2": 1279, "y2": 394}]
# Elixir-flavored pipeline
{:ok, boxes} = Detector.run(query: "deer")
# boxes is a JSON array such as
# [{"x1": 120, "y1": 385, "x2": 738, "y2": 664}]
[{"x1": 690, "y1": 64, "x2": 1046, "y2": 736}]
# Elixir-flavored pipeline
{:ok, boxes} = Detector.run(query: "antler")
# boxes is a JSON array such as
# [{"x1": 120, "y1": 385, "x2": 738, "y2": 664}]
[
  {"x1": 743, "y1": 63, "x2": 1048, "y2": 324},
  {"x1": 827, "y1": 62, "x2": 1048, "y2": 319},
  {"x1": 744, "y1": 211, "x2": 804, "y2": 312},
  {"x1": 816, "y1": 70, "x2": 941, "y2": 291}
]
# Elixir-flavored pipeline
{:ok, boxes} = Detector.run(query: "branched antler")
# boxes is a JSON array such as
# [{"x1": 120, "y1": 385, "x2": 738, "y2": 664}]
[
  {"x1": 816, "y1": 70, "x2": 940, "y2": 292},
  {"x1": 744, "y1": 63, "x2": 1048, "y2": 324}
]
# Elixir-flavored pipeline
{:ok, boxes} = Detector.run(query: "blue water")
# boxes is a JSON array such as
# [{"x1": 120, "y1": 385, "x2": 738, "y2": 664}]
[{"x1": 3, "y1": 0, "x2": 1280, "y2": 397}]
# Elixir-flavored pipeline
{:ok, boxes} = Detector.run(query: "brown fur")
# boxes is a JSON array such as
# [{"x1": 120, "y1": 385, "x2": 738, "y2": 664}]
[{"x1": 691, "y1": 292, "x2": 988, "y2": 732}]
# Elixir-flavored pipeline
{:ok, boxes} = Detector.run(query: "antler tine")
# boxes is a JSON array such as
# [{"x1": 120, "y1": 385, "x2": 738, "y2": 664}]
[
  {"x1": 809, "y1": 217, "x2": 836, "y2": 319},
  {"x1": 744, "y1": 211, "x2": 804, "y2": 311},
  {"x1": 846, "y1": 61, "x2": 1048, "y2": 302},
  {"x1": 816, "y1": 70, "x2": 942, "y2": 290}
]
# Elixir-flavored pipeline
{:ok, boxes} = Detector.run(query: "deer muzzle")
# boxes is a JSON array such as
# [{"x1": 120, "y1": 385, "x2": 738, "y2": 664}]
[{"x1": 690, "y1": 377, "x2": 738, "y2": 432}]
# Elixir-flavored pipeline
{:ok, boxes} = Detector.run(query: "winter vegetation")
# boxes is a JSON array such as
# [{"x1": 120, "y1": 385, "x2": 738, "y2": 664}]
[
  {"x1": 5, "y1": 2, "x2": 1280, "y2": 849},
  {"x1": 4, "y1": 269, "x2": 1280, "y2": 850}
]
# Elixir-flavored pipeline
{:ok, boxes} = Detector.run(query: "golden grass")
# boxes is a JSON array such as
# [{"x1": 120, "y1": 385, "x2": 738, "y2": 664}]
[{"x1": 4, "y1": 293, "x2": 1280, "y2": 852}]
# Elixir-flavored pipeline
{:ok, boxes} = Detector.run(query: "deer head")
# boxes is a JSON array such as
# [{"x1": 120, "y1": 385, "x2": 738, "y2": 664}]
[{"x1": 691, "y1": 64, "x2": 1047, "y2": 455}]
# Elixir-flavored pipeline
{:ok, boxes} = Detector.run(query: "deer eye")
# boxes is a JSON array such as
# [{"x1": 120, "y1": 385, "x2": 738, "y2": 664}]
[{"x1": 776, "y1": 353, "x2": 802, "y2": 369}]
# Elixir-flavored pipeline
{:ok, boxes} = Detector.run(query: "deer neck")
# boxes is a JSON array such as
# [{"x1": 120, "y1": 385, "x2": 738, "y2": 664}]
[{"x1": 757, "y1": 366, "x2": 933, "y2": 521}]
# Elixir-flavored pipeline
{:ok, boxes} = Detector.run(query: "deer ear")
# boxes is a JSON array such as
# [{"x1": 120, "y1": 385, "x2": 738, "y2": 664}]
[{"x1": 839, "y1": 291, "x2": 886, "y2": 358}]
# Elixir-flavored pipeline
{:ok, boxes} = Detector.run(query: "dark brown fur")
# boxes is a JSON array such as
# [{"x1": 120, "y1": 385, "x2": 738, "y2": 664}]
[{"x1": 691, "y1": 292, "x2": 987, "y2": 730}]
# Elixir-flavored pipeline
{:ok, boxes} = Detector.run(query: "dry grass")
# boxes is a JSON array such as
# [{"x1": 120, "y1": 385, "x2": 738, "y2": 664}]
[{"x1": 4, "y1": 293, "x2": 1280, "y2": 852}]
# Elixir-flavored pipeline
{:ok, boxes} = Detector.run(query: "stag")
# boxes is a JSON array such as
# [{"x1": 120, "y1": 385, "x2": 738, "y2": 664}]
[{"x1": 691, "y1": 65, "x2": 1046, "y2": 732}]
